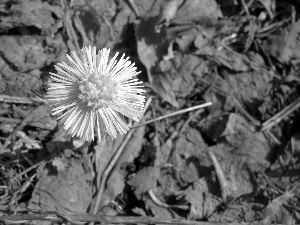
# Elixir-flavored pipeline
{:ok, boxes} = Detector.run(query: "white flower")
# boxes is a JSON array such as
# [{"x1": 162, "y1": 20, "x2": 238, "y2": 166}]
[{"x1": 47, "y1": 46, "x2": 145, "y2": 142}]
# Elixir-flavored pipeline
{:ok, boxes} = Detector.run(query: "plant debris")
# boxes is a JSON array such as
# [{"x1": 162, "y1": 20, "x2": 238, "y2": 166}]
[{"x1": 1, "y1": 0, "x2": 300, "y2": 224}]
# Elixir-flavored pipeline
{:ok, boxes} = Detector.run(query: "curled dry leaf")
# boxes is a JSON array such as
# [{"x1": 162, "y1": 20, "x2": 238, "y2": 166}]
[
  {"x1": 266, "y1": 21, "x2": 300, "y2": 63},
  {"x1": 155, "y1": 0, "x2": 185, "y2": 33}
]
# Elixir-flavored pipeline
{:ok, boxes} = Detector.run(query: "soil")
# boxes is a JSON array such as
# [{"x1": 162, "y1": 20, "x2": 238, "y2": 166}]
[{"x1": 1, "y1": 0, "x2": 300, "y2": 224}]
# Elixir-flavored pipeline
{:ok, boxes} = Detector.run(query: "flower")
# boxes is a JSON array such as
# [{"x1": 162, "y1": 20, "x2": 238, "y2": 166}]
[{"x1": 47, "y1": 46, "x2": 146, "y2": 142}]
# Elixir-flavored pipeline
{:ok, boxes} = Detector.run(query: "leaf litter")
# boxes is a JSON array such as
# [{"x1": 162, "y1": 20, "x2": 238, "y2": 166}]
[{"x1": 1, "y1": 0, "x2": 300, "y2": 224}]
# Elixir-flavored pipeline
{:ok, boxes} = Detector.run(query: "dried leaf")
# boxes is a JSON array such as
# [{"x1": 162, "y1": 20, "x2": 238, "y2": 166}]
[
  {"x1": 184, "y1": 178, "x2": 220, "y2": 220},
  {"x1": 174, "y1": 129, "x2": 209, "y2": 185},
  {"x1": 266, "y1": 21, "x2": 300, "y2": 63},
  {"x1": 155, "y1": 0, "x2": 185, "y2": 32},
  {"x1": 127, "y1": 166, "x2": 160, "y2": 200},
  {"x1": 0, "y1": 36, "x2": 55, "y2": 72},
  {"x1": 207, "y1": 113, "x2": 270, "y2": 171},
  {"x1": 135, "y1": 14, "x2": 170, "y2": 81},
  {"x1": 52, "y1": 157, "x2": 67, "y2": 171},
  {"x1": 29, "y1": 156, "x2": 92, "y2": 213},
  {"x1": 152, "y1": 73, "x2": 179, "y2": 107},
  {"x1": 172, "y1": 0, "x2": 222, "y2": 25},
  {"x1": 101, "y1": 126, "x2": 145, "y2": 206},
  {"x1": 143, "y1": 195, "x2": 175, "y2": 219},
  {"x1": 0, "y1": 0, "x2": 62, "y2": 34},
  {"x1": 262, "y1": 190, "x2": 295, "y2": 224}
]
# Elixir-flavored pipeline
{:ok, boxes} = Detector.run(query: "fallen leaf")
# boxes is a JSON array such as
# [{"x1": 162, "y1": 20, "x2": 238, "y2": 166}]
[
  {"x1": 28, "y1": 155, "x2": 92, "y2": 213},
  {"x1": 0, "y1": 0, "x2": 62, "y2": 34},
  {"x1": 172, "y1": 0, "x2": 222, "y2": 25},
  {"x1": 101, "y1": 126, "x2": 145, "y2": 207},
  {"x1": 135, "y1": 14, "x2": 170, "y2": 82},
  {"x1": 143, "y1": 194, "x2": 176, "y2": 219},
  {"x1": 152, "y1": 73, "x2": 179, "y2": 107},
  {"x1": 206, "y1": 113, "x2": 271, "y2": 171},
  {"x1": 266, "y1": 21, "x2": 300, "y2": 63},
  {"x1": 127, "y1": 166, "x2": 160, "y2": 200},
  {"x1": 184, "y1": 178, "x2": 221, "y2": 220}
]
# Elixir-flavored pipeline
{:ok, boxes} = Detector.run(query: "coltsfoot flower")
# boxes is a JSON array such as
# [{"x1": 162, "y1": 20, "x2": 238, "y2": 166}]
[{"x1": 47, "y1": 46, "x2": 146, "y2": 142}]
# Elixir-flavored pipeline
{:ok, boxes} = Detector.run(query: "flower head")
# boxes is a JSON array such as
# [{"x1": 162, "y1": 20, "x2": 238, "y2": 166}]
[{"x1": 47, "y1": 46, "x2": 145, "y2": 142}]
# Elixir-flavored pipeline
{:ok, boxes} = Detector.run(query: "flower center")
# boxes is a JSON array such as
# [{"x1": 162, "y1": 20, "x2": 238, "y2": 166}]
[{"x1": 78, "y1": 72, "x2": 117, "y2": 108}]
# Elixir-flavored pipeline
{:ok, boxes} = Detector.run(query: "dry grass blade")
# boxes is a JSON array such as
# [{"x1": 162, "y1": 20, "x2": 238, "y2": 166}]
[
  {"x1": 261, "y1": 98, "x2": 300, "y2": 131},
  {"x1": 131, "y1": 102, "x2": 212, "y2": 129},
  {"x1": 207, "y1": 150, "x2": 230, "y2": 203},
  {"x1": 0, "y1": 94, "x2": 44, "y2": 104}
]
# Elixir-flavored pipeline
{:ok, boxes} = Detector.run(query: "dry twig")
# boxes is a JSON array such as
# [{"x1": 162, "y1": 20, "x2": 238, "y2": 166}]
[
  {"x1": 207, "y1": 150, "x2": 230, "y2": 203},
  {"x1": 2, "y1": 212, "x2": 284, "y2": 225},
  {"x1": 0, "y1": 95, "x2": 44, "y2": 105},
  {"x1": 261, "y1": 97, "x2": 300, "y2": 131},
  {"x1": 131, "y1": 102, "x2": 212, "y2": 129}
]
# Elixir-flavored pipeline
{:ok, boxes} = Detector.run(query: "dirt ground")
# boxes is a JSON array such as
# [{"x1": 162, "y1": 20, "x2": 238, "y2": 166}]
[{"x1": 1, "y1": 0, "x2": 300, "y2": 224}]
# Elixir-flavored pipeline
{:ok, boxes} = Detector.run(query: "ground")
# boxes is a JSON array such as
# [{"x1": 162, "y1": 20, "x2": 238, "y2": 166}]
[{"x1": 1, "y1": 0, "x2": 300, "y2": 224}]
